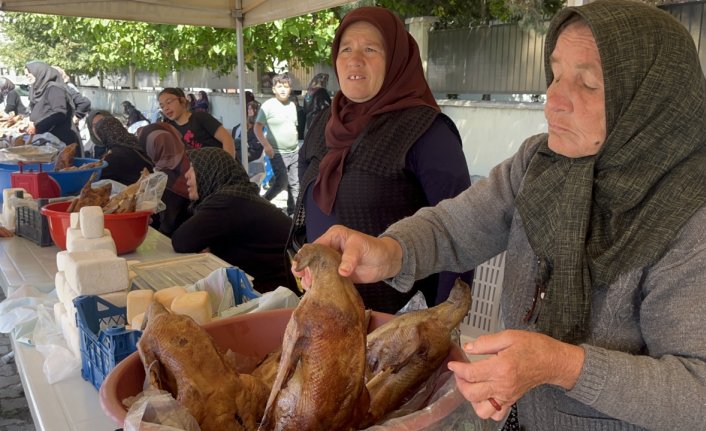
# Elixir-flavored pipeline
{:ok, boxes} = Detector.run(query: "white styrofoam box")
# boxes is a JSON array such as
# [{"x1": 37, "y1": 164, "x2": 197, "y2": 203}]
[
  {"x1": 461, "y1": 251, "x2": 506, "y2": 339},
  {"x1": 56, "y1": 250, "x2": 70, "y2": 272},
  {"x1": 64, "y1": 250, "x2": 128, "y2": 295},
  {"x1": 67, "y1": 233, "x2": 117, "y2": 254},
  {"x1": 2, "y1": 187, "x2": 26, "y2": 204},
  {"x1": 60, "y1": 311, "x2": 81, "y2": 359},
  {"x1": 53, "y1": 302, "x2": 66, "y2": 326},
  {"x1": 79, "y1": 206, "x2": 104, "y2": 239},
  {"x1": 70, "y1": 212, "x2": 81, "y2": 230}
]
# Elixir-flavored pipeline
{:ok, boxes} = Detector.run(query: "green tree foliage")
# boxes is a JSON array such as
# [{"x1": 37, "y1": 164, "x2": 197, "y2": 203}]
[{"x1": 0, "y1": 10, "x2": 340, "y2": 83}]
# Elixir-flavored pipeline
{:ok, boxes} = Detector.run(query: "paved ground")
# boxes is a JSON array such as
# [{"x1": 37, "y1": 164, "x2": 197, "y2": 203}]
[{"x1": 0, "y1": 290, "x2": 36, "y2": 431}]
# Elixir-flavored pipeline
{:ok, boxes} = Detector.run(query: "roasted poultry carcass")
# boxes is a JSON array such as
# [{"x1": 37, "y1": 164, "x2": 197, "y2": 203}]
[
  {"x1": 66, "y1": 172, "x2": 112, "y2": 212},
  {"x1": 361, "y1": 279, "x2": 472, "y2": 427},
  {"x1": 53, "y1": 143, "x2": 77, "y2": 171},
  {"x1": 258, "y1": 244, "x2": 370, "y2": 431},
  {"x1": 102, "y1": 168, "x2": 150, "y2": 214},
  {"x1": 137, "y1": 301, "x2": 270, "y2": 431}
]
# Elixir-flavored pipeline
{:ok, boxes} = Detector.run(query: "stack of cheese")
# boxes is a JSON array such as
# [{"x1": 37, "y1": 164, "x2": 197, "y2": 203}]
[
  {"x1": 53, "y1": 206, "x2": 128, "y2": 359},
  {"x1": 127, "y1": 286, "x2": 213, "y2": 330}
]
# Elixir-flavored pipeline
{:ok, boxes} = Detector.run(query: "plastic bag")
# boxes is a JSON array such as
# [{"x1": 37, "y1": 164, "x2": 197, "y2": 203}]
[
  {"x1": 32, "y1": 303, "x2": 80, "y2": 383},
  {"x1": 396, "y1": 291, "x2": 429, "y2": 315},
  {"x1": 123, "y1": 388, "x2": 201, "y2": 431},
  {"x1": 0, "y1": 138, "x2": 63, "y2": 163},
  {"x1": 136, "y1": 171, "x2": 167, "y2": 213},
  {"x1": 187, "y1": 267, "x2": 237, "y2": 316},
  {"x1": 0, "y1": 284, "x2": 58, "y2": 344},
  {"x1": 219, "y1": 286, "x2": 299, "y2": 318}
]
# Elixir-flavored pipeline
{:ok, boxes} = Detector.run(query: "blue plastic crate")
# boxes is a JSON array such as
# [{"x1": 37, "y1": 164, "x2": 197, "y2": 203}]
[
  {"x1": 73, "y1": 266, "x2": 258, "y2": 391},
  {"x1": 74, "y1": 295, "x2": 141, "y2": 391}
]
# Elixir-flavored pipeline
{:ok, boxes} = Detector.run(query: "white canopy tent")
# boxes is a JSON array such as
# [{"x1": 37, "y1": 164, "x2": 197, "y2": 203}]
[{"x1": 0, "y1": 0, "x2": 354, "y2": 166}]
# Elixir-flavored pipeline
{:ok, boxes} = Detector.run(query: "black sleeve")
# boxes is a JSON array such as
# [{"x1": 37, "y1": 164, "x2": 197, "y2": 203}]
[
  {"x1": 34, "y1": 112, "x2": 67, "y2": 134},
  {"x1": 4, "y1": 92, "x2": 22, "y2": 114},
  {"x1": 72, "y1": 94, "x2": 92, "y2": 119},
  {"x1": 171, "y1": 207, "x2": 226, "y2": 253}
]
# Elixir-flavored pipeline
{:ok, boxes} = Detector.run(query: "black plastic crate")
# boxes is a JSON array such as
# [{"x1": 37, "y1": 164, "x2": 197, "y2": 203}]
[{"x1": 15, "y1": 200, "x2": 53, "y2": 247}]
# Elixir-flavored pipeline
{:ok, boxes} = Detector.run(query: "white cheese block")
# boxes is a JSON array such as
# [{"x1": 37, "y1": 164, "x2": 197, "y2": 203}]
[
  {"x1": 63, "y1": 296, "x2": 78, "y2": 328},
  {"x1": 55, "y1": 273, "x2": 78, "y2": 304},
  {"x1": 66, "y1": 227, "x2": 83, "y2": 245},
  {"x1": 56, "y1": 251, "x2": 70, "y2": 272},
  {"x1": 53, "y1": 302, "x2": 66, "y2": 326},
  {"x1": 126, "y1": 290, "x2": 154, "y2": 323},
  {"x1": 64, "y1": 251, "x2": 129, "y2": 296},
  {"x1": 130, "y1": 312, "x2": 145, "y2": 331},
  {"x1": 66, "y1": 234, "x2": 117, "y2": 254},
  {"x1": 79, "y1": 206, "x2": 105, "y2": 239},
  {"x1": 171, "y1": 291, "x2": 212, "y2": 325},
  {"x1": 69, "y1": 212, "x2": 81, "y2": 230},
  {"x1": 101, "y1": 290, "x2": 128, "y2": 308},
  {"x1": 60, "y1": 311, "x2": 81, "y2": 360},
  {"x1": 153, "y1": 286, "x2": 187, "y2": 311}
]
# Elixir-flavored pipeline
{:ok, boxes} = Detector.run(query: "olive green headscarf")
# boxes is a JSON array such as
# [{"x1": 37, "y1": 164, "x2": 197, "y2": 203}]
[{"x1": 515, "y1": 0, "x2": 706, "y2": 343}]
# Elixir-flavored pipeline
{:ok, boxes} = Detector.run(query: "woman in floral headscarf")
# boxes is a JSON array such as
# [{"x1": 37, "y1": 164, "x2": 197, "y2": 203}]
[
  {"x1": 94, "y1": 116, "x2": 153, "y2": 185},
  {"x1": 171, "y1": 148, "x2": 294, "y2": 293},
  {"x1": 289, "y1": 7, "x2": 472, "y2": 313}
]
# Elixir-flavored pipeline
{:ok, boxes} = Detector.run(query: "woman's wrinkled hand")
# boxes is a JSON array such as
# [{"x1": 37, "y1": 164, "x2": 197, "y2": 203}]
[
  {"x1": 448, "y1": 330, "x2": 585, "y2": 421},
  {"x1": 290, "y1": 225, "x2": 403, "y2": 286}
]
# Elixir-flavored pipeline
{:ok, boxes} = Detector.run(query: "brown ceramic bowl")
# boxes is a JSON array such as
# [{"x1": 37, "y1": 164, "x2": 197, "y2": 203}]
[{"x1": 99, "y1": 308, "x2": 468, "y2": 429}]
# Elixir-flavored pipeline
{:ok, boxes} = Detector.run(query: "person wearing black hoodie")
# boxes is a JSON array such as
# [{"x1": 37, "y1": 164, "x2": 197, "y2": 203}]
[{"x1": 25, "y1": 61, "x2": 78, "y2": 146}]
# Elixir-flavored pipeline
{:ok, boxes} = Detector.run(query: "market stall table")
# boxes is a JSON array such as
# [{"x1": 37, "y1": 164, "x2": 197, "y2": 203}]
[{"x1": 0, "y1": 228, "x2": 183, "y2": 431}]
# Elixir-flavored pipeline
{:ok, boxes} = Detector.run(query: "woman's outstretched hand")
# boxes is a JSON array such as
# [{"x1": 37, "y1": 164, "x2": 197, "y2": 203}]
[{"x1": 291, "y1": 225, "x2": 403, "y2": 287}]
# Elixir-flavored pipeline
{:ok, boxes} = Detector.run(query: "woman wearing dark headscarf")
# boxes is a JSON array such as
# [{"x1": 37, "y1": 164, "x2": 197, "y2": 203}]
[
  {"x1": 289, "y1": 7, "x2": 472, "y2": 313},
  {"x1": 302, "y1": 72, "x2": 331, "y2": 135},
  {"x1": 171, "y1": 148, "x2": 293, "y2": 294},
  {"x1": 193, "y1": 90, "x2": 210, "y2": 113},
  {"x1": 0, "y1": 78, "x2": 28, "y2": 115},
  {"x1": 94, "y1": 116, "x2": 153, "y2": 185},
  {"x1": 304, "y1": 1, "x2": 706, "y2": 429},
  {"x1": 85, "y1": 109, "x2": 114, "y2": 158},
  {"x1": 25, "y1": 61, "x2": 78, "y2": 145},
  {"x1": 138, "y1": 123, "x2": 191, "y2": 236}
]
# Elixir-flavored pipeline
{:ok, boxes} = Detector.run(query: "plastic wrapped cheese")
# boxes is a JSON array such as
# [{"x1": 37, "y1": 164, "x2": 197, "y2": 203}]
[
  {"x1": 64, "y1": 250, "x2": 128, "y2": 296},
  {"x1": 171, "y1": 291, "x2": 212, "y2": 325},
  {"x1": 70, "y1": 212, "x2": 81, "y2": 230},
  {"x1": 56, "y1": 250, "x2": 70, "y2": 272},
  {"x1": 79, "y1": 206, "x2": 104, "y2": 239},
  {"x1": 127, "y1": 290, "x2": 154, "y2": 323},
  {"x1": 153, "y1": 286, "x2": 187, "y2": 311},
  {"x1": 67, "y1": 230, "x2": 117, "y2": 254}
]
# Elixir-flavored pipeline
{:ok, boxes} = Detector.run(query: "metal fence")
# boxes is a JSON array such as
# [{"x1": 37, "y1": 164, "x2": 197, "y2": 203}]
[{"x1": 426, "y1": 1, "x2": 706, "y2": 95}]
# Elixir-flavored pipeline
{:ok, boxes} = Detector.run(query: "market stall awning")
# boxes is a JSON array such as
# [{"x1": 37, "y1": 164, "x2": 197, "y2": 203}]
[{"x1": 0, "y1": 0, "x2": 353, "y2": 28}]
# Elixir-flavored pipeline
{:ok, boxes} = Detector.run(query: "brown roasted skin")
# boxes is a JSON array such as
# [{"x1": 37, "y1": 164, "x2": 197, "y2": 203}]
[
  {"x1": 137, "y1": 301, "x2": 270, "y2": 431},
  {"x1": 251, "y1": 350, "x2": 282, "y2": 394},
  {"x1": 66, "y1": 172, "x2": 111, "y2": 212},
  {"x1": 53, "y1": 143, "x2": 77, "y2": 171},
  {"x1": 102, "y1": 167, "x2": 149, "y2": 214},
  {"x1": 258, "y1": 243, "x2": 369, "y2": 431},
  {"x1": 361, "y1": 279, "x2": 472, "y2": 427}
]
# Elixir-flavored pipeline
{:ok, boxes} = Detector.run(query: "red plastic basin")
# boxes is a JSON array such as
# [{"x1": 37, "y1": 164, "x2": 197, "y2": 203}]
[
  {"x1": 99, "y1": 308, "x2": 469, "y2": 430},
  {"x1": 40, "y1": 201, "x2": 151, "y2": 255}
]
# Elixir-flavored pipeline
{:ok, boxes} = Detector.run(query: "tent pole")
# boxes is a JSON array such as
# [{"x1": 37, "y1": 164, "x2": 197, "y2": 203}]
[{"x1": 235, "y1": 1, "x2": 248, "y2": 172}]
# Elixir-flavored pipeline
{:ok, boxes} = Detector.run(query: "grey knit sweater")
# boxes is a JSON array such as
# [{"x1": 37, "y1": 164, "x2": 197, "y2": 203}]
[{"x1": 384, "y1": 135, "x2": 706, "y2": 430}]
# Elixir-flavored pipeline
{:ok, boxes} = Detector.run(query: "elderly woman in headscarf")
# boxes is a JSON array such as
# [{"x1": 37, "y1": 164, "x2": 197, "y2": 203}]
[
  {"x1": 85, "y1": 109, "x2": 114, "y2": 158},
  {"x1": 138, "y1": 123, "x2": 191, "y2": 236},
  {"x1": 93, "y1": 116, "x2": 153, "y2": 185},
  {"x1": 171, "y1": 148, "x2": 294, "y2": 294},
  {"x1": 0, "y1": 78, "x2": 28, "y2": 115},
  {"x1": 24, "y1": 61, "x2": 78, "y2": 146},
  {"x1": 289, "y1": 7, "x2": 472, "y2": 313},
  {"x1": 303, "y1": 1, "x2": 706, "y2": 429}
]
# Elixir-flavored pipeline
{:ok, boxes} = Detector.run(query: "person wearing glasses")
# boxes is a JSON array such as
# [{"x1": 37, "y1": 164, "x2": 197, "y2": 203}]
[
  {"x1": 157, "y1": 87, "x2": 235, "y2": 157},
  {"x1": 294, "y1": 1, "x2": 706, "y2": 429}
]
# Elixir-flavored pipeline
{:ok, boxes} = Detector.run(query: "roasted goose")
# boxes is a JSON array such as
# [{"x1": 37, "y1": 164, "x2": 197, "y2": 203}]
[
  {"x1": 102, "y1": 167, "x2": 150, "y2": 214},
  {"x1": 137, "y1": 301, "x2": 270, "y2": 431},
  {"x1": 259, "y1": 244, "x2": 369, "y2": 431},
  {"x1": 66, "y1": 172, "x2": 112, "y2": 212},
  {"x1": 53, "y1": 143, "x2": 77, "y2": 171},
  {"x1": 361, "y1": 279, "x2": 472, "y2": 427}
]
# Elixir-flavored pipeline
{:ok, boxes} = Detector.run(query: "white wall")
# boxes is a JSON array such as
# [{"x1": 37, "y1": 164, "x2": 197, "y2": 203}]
[
  {"x1": 440, "y1": 100, "x2": 546, "y2": 176},
  {"x1": 82, "y1": 88, "x2": 548, "y2": 176}
]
